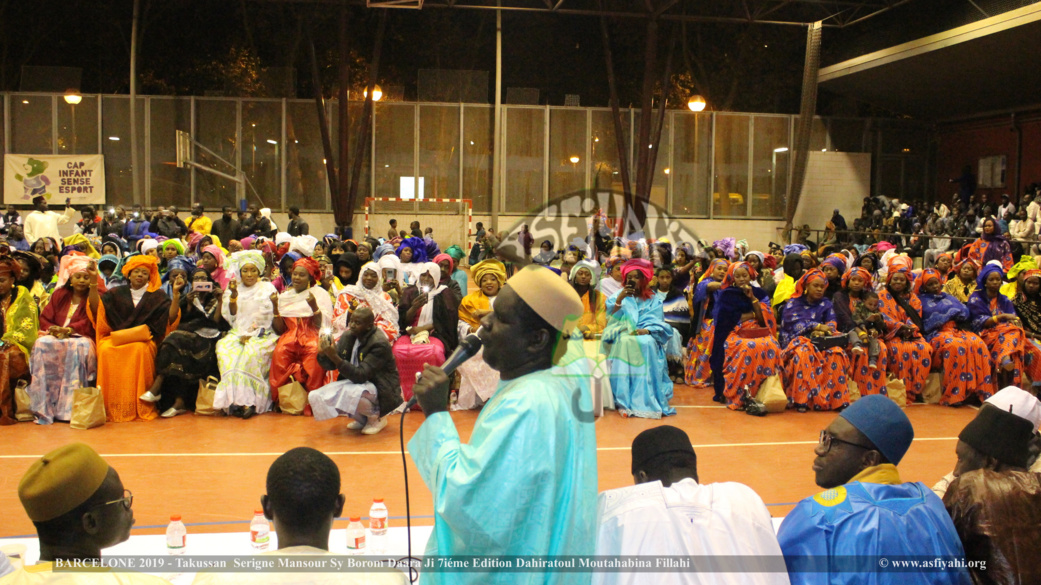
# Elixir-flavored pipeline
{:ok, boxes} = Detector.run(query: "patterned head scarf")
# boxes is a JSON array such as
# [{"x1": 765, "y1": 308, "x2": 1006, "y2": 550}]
[
  {"x1": 1008, "y1": 255, "x2": 1038, "y2": 280},
  {"x1": 293, "y1": 256, "x2": 321, "y2": 285},
  {"x1": 621, "y1": 258, "x2": 655, "y2": 299},
  {"x1": 841, "y1": 267, "x2": 873, "y2": 289},
  {"x1": 121, "y1": 254, "x2": 162, "y2": 292},
  {"x1": 699, "y1": 258, "x2": 730, "y2": 283},
  {"x1": 792, "y1": 268, "x2": 828, "y2": 300},
  {"x1": 227, "y1": 250, "x2": 265, "y2": 282},
  {"x1": 62, "y1": 234, "x2": 100, "y2": 259},
  {"x1": 886, "y1": 264, "x2": 915, "y2": 288},
  {"x1": 821, "y1": 253, "x2": 847, "y2": 275},
  {"x1": 914, "y1": 269, "x2": 943, "y2": 295},
  {"x1": 161, "y1": 255, "x2": 196, "y2": 283},
  {"x1": 56, "y1": 254, "x2": 104, "y2": 290},
  {"x1": 952, "y1": 258, "x2": 978, "y2": 281},
  {"x1": 0, "y1": 255, "x2": 24, "y2": 280},
  {"x1": 721, "y1": 261, "x2": 758, "y2": 290},
  {"x1": 472, "y1": 259, "x2": 507, "y2": 287},
  {"x1": 569, "y1": 260, "x2": 601, "y2": 286},
  {"x1": 373, "y1": 243, "x2": 394, "y2": 261}
]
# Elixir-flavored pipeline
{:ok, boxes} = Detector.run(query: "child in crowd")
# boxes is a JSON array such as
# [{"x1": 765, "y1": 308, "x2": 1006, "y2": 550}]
[{"x1": 849, "y1": 289, "x2": 883, "y2": 369}]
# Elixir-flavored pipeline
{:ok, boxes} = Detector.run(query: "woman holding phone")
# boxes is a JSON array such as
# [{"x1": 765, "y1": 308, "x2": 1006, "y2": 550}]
[
  {"x1": 140, "y1": 268, "x2": 224, "y2": 418},
  {"x1": 26, "y1": 255, "x2": 104, "y2": 424}
]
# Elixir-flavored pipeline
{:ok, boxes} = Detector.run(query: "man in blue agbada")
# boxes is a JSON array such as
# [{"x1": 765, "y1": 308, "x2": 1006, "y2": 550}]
[
  {"x1": 409, "y1": 265, "x2": 598, "y2": 585},
  {"x1": 777, "y1": 395, "x2": 970, "y2": 585}
]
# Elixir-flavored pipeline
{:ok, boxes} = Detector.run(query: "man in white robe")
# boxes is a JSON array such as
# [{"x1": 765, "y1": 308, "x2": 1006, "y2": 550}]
[{"x1": 595, "y1": 425, "x2": 789, "y2": 585}]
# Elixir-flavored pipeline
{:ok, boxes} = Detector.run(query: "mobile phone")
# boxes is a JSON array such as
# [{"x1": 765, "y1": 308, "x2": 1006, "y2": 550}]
[
  {"x1": 421, "y1": 285, "x2": 431, "y2": 294},
  {"x1": 323, "y1": 266, "x2": 333, "y2": 278},
  {"x1": 194, "y1": 282, "x2": 213, "y2": 292}
]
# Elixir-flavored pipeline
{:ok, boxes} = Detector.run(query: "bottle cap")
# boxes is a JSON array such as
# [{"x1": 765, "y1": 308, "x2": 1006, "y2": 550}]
[
  {"x1": 349, "y1": 516, "x2": 361, "y2": 522},
  {"x1": 254, "y1": 509, "x2": 263, "y2": 515},
  {"x1": 373, "y1": 498, "x2": 384, "y2": 503},
  {"x1": 170, "y1": 515, "x2": 181, "y2": 521}
]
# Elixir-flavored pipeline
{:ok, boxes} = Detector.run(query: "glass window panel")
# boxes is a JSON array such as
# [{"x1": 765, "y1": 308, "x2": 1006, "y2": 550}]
[
  {"x1": 57, "y1": 96, "x2": 98, "y2": 155},
  {"x1": 374, "y1": 103, "x2": 416, "y2": 199},
  {"x1": 672, "y1": 112, "x2": 711, "y2": 216},
  {"x1": 149, "y1": 98, "x2": 192, "y2": 209},
  {"x1": 590, "y1": 110, "x2": 629, "y2": 197},
  {"x1": 101, "y1": 96, "x2": 145, "y2": 208},
  {"x1": 752, "y1": 116, "x2": 789, "y2": 218},
  {"x1": 419, "y1": 105, "x2": 460, "y2": 200},
  {"x1": 713, "y1": 114, "x2": 750, "y2": 217},
  {"x1": 828, "y1": 119, "x2": 866, "y2": 153},
  {"x1": 11, "y1": 95, "x2": 52, "y2": 154},
  {"x1": 195, "y1": 99, "x2": 239, "y2": 210},
  {"x1": 285, "y1": 101, "x2": 327, "y2": 211},
  {"x1": 504, "y1": 107, "x2": 545, "y2": 214},
  {"x1": 330, "y1": 100, "x2": 373, "y2": 212},
  {"x1": 548, "y1": 109, "x2": 587, "y2": 208},
  {"x1": 632, "y1": 112, "x2": 670, "y2": 211},
  {"x1": 242, "y1": 101, "x2": 282, "y2": 211},
  {"x1": 462, "y1": 105, "x2": 492, "y2": 213}
]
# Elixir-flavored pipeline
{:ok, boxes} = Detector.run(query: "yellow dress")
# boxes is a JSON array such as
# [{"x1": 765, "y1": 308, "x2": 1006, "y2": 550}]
[{"x1": 943, "y1": 277, "x2": 976, "y2": 303}]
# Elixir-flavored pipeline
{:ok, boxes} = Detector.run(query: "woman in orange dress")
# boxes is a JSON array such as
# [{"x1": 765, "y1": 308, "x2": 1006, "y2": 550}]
[
  {"x1": 877, "y1": 266, "x2": 933, "y2": 402},
  {"x1": 684, "y1": 258, "x2": 727, "y2": 387},
  {"x1": 88, "y1": 255, "x2": 175, "y2": 422},
  {"x1": 269, "y1": 257, "x2": 333, "y2": 412},
  {"x1": 968, "y1": 262, "x2": 1041, "y2": 388}
]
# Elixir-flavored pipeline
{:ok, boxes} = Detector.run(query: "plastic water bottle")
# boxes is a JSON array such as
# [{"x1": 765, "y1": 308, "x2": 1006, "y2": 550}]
[
  {"x1": 250, "y1": 510, "x2": 270, "y2": 550},
  {"x1": 368, "y1": 498, "x2": 388, "y2": 553},
  {"x1": 166, "y1": 515, "x2": 186, "y2": 554},
  {"x1": 346, "y1": 517, "x2": 366, "y2": 554}
]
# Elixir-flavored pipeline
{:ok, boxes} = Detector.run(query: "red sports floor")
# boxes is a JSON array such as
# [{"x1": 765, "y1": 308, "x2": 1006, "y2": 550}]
[{"x1": 0, "y1": 384, "x2": 977, "y2": 539}]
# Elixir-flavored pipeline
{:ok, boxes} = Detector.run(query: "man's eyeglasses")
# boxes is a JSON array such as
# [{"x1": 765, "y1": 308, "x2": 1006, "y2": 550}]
[
  {"x1": 92, "y1": 489, "x2": 133, "y2": 512},
  {"x1": 818, "y1": 431, "x2": 874, "y2": 455}
]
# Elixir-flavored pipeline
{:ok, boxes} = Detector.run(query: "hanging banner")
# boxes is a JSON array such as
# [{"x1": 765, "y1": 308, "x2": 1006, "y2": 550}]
[{"x1": 4, "y1": 154, "x2": 106, "y2": 205}]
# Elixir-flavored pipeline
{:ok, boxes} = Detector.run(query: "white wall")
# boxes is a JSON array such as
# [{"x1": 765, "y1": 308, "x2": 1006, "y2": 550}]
[{"x1": 792, "y1": 151, "x2": 872, "y2": 233}]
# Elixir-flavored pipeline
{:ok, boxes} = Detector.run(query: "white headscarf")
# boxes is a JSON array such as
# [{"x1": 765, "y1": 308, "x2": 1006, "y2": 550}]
[
  {"x1": 223, "y1": 250, "x2": 277, "y2": 336},
  {"x1": 416, "y1": 262, "x2": 446, "y2": 330},
  {"x1": 275, "y1": 232, "x2": 292, "y2": 246},
  {"x1": 377, "y1": 253, "x2": 402, "y2": 283},
  {"x1": 289, "y1": 235, "x2": 318, "y2": 257},
  {"x1": 334, "y1": 261, "x2": 399, "y2": 338}
]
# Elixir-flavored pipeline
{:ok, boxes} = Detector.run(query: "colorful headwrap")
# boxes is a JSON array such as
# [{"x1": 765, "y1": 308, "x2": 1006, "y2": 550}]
[
  {"x1": 887, "y1": 255, "x2": 913, "y2": 274},
  {"x1": 842, "y1": 267, "x2": 873, "y2": 289},
  {"x1": 472, "y1": 259, "x2": 507, "y2": 287},
  {"x1": 935, "y1": 252, "x2": 953, "y2": 267},
  {"x1": 821, "y1": 253, "x2": 847, "y2": 275},
  {"x1": 56, "y1": 254, "x2": 104, "y2": 290},
  {"x1": 445, "y1": 245, "x2": 465, "y2": 263},
  {"x1": 161, "y1": 256, "x2": 196, "y2": 282},
  {"x1": 227, "y1": 250, "x2": 265, "y2": 281},
  {"x1": 373, "y1": 243, "x2": 394, "y2": 261},
  {"x1": 977, "y1": 262, "x2": 1006, "y2": 288},
  {"x1": 784, "y1": 243, "x2": 809, "y2": 256},
  {"x1": 293, "y1": 256, "x2": 321, "y2": 285},
  {"x1": 792, "y1": 268, "x2": 828, "y2": 299},
  {"x1": 239, "y1": 236, "x2": 256, "y2": 251},
  {"x1": 699, "y1": 258, "x2": 730, "y2": 283},
  {"x1": 396, "y1": 237, "x2": 429, "y2": 263},
  {"x1": 120, "y1": 254, "x2": 162, "y2": 292},
  {"x1": 0, "y1": 255, "x2": 23, "y2": 280},
  {"x1": 914, "y1": 269, "x2": 943, "y2": 295},
  {"x1": 162, "y1": 239, "x2": 185, "y2": 256},
  {"x1": 621, "y1": 258, "x2": 655, "y2": 299},
  {"x1": 62, "y1": 234, "x2": 100, "y2": 259},
  {"x1": 886, "y1": 265, "x2": 915, "y2": 288},
  {"x1": 721, "y1": 261, "x2": 758, "y2": 290},
  {"x1": 569, "y1": 260, "x2": 601, "y2": 286},
  {"x1": 201, "y1": 245, "x2": 226, "y2": 269},
  {"x1": 1021, "y1": 269, "x2": 1041, "y2": 286},
  {"x1": 433, "y1": 253, "x2": 454, "y2": 277},
  {"x1": 1008, "y1": 255, "x2": 1038, "y2": 280}
]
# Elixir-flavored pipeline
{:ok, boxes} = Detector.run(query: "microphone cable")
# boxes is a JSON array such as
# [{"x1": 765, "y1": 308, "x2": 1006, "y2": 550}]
[{"x1": 398, "y1": 400, "x2": 420, "y2": 583}]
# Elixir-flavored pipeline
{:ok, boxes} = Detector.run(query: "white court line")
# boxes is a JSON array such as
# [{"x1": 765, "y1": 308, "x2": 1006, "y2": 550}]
[{"x1": 0, "y1": 437, "x2": 959, "y2": 459}]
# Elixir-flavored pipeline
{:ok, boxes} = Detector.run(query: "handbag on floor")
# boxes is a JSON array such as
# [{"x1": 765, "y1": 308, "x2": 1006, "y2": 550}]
[
  {"x1": 70, "y1": 387, "x2": 106, "y2": 430},
  {"x1": 14, "y1": 380, "x2": 33, "y2": 422},
  {"x1": 755, "y1": 375, "x2": 788, "y2": 413},
  {"x1": 922, "y1": 372, "x2": 942, "y2": 404},
  {"x1": 885, "y1": 375, "x2": 907, "y2": 408},
  {"x1": 279, "y1": 377, "x2": 307, "y2": 416},
  {"x1": 846, "y1": 378, "x2": 861, "y2": 402},
  {"x1": 195, "y1": 377, "x2": 219, "y2": 416}
]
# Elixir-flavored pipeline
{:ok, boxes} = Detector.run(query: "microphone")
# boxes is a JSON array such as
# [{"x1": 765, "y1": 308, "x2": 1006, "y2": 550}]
[{"x1": 405, "y1": 332, "x2": 483, "y2": 410}]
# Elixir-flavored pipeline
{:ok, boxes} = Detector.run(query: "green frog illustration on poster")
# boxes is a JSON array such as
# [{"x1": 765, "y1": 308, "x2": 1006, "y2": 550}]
[{"x1": 14, "y1": 157, "x2": 51, "y2": 200}]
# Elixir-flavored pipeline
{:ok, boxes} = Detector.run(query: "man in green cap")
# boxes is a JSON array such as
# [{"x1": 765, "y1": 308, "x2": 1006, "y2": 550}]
[{"x1": 2, "y1": 442, "x2": 168, "y2": 584}]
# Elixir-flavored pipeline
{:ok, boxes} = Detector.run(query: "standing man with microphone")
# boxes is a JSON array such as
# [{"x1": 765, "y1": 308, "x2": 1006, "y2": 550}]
[{"x1": 410, "y1": 265, "x2": 597, "y2": 585}]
